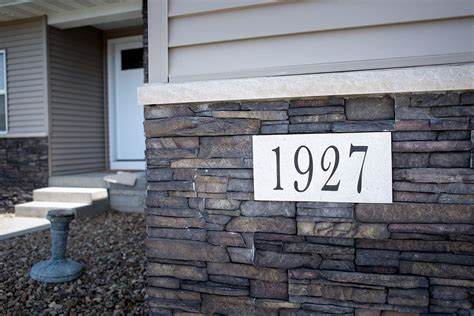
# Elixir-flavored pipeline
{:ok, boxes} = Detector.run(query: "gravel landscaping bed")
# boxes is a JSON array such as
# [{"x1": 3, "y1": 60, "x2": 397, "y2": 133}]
[{"x1": 0, "y1": 210, "x2": 147, "y2": 315}]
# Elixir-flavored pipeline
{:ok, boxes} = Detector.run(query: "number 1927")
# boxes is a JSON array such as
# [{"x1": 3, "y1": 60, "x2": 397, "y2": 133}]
[{"x1": 272, "y1": 144, "x2": 368, "y2": 194}]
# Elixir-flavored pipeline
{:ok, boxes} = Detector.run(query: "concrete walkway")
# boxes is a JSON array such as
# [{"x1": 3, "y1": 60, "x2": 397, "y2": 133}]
[{"x1": 0, "y1": 215, "x2": 50, "y2": 241}]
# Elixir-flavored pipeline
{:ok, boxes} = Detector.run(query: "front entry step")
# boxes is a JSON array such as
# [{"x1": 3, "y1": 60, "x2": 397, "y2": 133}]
[
  {"x1": 33, "y1": 187, "x2": 108, "y2": 204},
  {"x1": 14, "y1": 187, "x2": 109, "y2": 219}
]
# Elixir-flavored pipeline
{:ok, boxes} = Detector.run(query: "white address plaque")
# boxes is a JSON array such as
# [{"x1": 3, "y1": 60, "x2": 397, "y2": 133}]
[{"x1": 253, "y1": 132, "x2": 392, "y2": 203}]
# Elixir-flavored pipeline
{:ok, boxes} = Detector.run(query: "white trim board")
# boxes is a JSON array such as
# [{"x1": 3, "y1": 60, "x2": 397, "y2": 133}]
[{"x1": 138, "y1": 63, "x2": 474, "y2": 105}]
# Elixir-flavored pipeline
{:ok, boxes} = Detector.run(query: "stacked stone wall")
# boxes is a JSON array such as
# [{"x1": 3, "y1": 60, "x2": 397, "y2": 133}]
[
  {"x1": 0, "y1": 137, "x2": 49, "y2": 213},
  {"x1": 144, "y1": 92, "x2": 474, "y2": 315}
]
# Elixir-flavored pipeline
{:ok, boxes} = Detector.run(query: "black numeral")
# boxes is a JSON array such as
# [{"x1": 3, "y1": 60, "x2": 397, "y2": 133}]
[
  {"x1": 321, "y1": 145, "x2": 341, "y2": 191},
  {"x1": 272, "y1": 146, "x2": 283, "y2": 190},
  {"x1": 293, "y1": 146, "x2": 313, "y2": 192},
  {"x1": 349, "y1": 144, "x2": 368, "y2": 193}
]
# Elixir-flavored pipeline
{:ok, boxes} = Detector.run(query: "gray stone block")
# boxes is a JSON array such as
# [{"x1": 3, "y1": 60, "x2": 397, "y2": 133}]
[{"x1": 346, "y1": 97, "x2": 394, "y2": 120}]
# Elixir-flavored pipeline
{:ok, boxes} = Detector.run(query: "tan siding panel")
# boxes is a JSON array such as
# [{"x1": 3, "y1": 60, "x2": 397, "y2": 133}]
[
  {"x1": 49, "y1": 26, "x2": 106, "y2": 176},
  {"x1": 0, "y1": 17, "x2": 48, "y2": 134},
  {"x1": 169, "y1": 17, "x2": 474, "y2": 82},
  {"x1": 169, "y1": 0, "x2": 474, "y2": 47}
]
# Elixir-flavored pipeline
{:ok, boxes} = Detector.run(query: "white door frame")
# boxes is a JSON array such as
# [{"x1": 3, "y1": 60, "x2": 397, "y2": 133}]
[{"x1": 107, "y1": 35, "x2": 146, "y2": 170}]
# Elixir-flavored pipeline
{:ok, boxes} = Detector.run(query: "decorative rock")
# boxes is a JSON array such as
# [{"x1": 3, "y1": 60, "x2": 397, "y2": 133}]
[
  {"x1": 297, "y1": 222, "x2": 389, "y2": 239},
  {"x1": 261, "y1": 124, "x2": 289, "y2": 134},
  {"x1": 255, "y1": 250, "x2": 321, "y2": 269},
  {"x1": 431, "y1": 286, "x2": 469, "y2": 300},
  {"x1": 392, "y1": 141, "x2": 471, "y2": 152},
  {"x1": 171, "y1": 158, "x2": 252, "y2": 169},
  {"x1": 289, "y1": 113, "x2": 345, "y2": 124},
  {"x1": 410, "y1": 93, "x2": 460, "y2": 107},
  {"x1": 297, "y1": 207, "x2": 353, "y2": 219},
  {"x1": 207, "y1": 231, "x2": 246, "y2": 247},
  {"x1": 355, "y1": 203, "x2": 474, "y2": 223},
  {"x1": 241, "y1": 100, "x2": 289, "y2": 110},
  {"x1": 144, "y1": 105, "x2": 193, "y2": 119},
  {"x1": 387, "y1": 288, "x2": 429, "y2": 306},
  {"x1": 146, "y1": 137, "x2": 199, "y2": 149},
  {"x1": 146, "y1": 238, "x2": 230, "y2": 262},
  {"x1": 146, "y1": 169, "x2": 173, "y2": 181},
  {"x1": 208, "y1": 262, "x2": 287, "y2": 282},
  {"x1": 392, "y1": 131, "x2": 437, "y2": 141},
  {"x1": 356, "y1": 250, "x2": 399, "y2": 267},
  {"x1": 438, "y1": 130, "x2": 471, "y2": 140},
  {"x1": 284, "y1": 243, "x2": 354, "y2": 255},
  {"x1": 430, "y1": 118, "x2": 470, "y2": 130},
  {"x1": 227, "y1": 246, "x2": 255, "y2": 264},
  {"x1": 148, "y1": 227, "x2": 206, "y2": 241},
  {"x1": 144, "y1": 117, "x2": 260, "y2": 137},
  {"x1": 399, "y1": 261, "x2": 474, "y2": 279},
  {"x1": 241, "y1": 201, "x2": 296, "y2": 217},
  {"x1": 429, "y1": 152, "x2": 470, "y2": 168},
  {"x1": 209, "y1": 275, "x2": 250, "y2": 286},
  {"x1": 201, "y1": 294, "x2": 256, "y2": 315},
  {"x1": 195, "y1": 176, "x2": 228, "y2": 193},
  {"x1": 392, "y1": 153, "x2": 429, "y2": 168},
  {"x1": 357, "y1": 239, "x2": 474, "y2": 253},
  {"x1": 213, "y1": 110, "x2": 288, "y2": 120},
  {"x1": 332, "y1": 121, "x2": 394, "y2": 132},
  {"x1": 181, "y1": 282, "x2": 249, "y2": 296},
  {"x1": 289, "y1": 269, "x2": 428, "y2": 289},
  {"x1": 250, "y1": 280, "x2": 288, "y2": 299},
  {"x1": 290, "y1": 98, "x2": 345, "y2": 108},
  {"x1": 400, "y1": 252, "x2": 474, "y2": 265},
  {"x1": 199, "y1": 136, "x2": 252, "y2": 158},
  {"x1": 289, "y1": 106, "x2": 344, "y2": 116},
  {"x1": 395, "y1": 107, "x2": 431, "y2": 120},
  {"x1": 190, "y1": 102, "x2": 240, "y2": 113},
  {"x1": 148, "y1": 277, "x2": 181, "y2": 289},
  {"x1": 388, "y1": 223, "x2": 474, "y2": 235},
  {"x1": 148, "y1": 181, "x2": 194, "y2": 191},
  {"x1": 394, "y1": 119, "x2": 430, "y2": 131},
  {"x1": 319, "y1": 260, "x2": 355, "y2": 271},
  {"x1": 346, "y1": 97, "x2": 394, "y2": 121},
  {"x1": 226, "y1": 217, "x2": 296, "y2": 234},
  {"x1": 288, "y1": 123, "x2": 331, "y2": 133},
  {"x1": 431, "y1": 105, "x2": 474, "y2": 117},
  {"x1": 147, "y1": 262, "x2": 208, "y2": 281},
  {"x1": 227, "y1": 179, "x2": 254, "y2": 192},
  {"x1": 146, "y1": 216, "x2": 205, "y2": 229}
]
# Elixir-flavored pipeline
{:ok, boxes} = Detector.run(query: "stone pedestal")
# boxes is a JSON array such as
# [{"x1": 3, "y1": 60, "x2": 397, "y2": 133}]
[{"x1": 31, "y1": 209, "x2": 82, "y2": 283}]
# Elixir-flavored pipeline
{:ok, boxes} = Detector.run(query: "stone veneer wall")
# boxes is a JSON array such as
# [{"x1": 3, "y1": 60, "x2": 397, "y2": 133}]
[
  {"x1": 0, "y1": 137, "x2": 49, "y2": 213},
  {"x1": 144, "y1": 92, "x2": 474, "y2": 315}
]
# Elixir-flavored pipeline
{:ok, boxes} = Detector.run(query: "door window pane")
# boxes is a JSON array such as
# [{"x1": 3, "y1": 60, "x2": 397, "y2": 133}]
[
  {"x1": 121, "y1": 48, "x2": 144, "y2": 70},
  {"x1": 0, "y1": 96, "x2": 5, "y2": 132},
  {"x1": 0, "y1": 52, "x2": 4, "y2": 90}
]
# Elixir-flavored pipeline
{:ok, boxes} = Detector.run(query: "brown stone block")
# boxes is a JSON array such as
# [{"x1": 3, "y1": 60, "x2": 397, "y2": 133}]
[
  {"x1": 226, "y1": 217, "x2": 296, "y2": 234},
  {"x1": 388, "y1": 288, "x2": 429, "y2": 307},
  {"x1": 297, "y1": 221, "x2": 389, "y2": 239},
  {"x1": 355, "y1": 203, "x2": 474, "y2": 223},
  {"x1": 392, "y1": 191, "x2": 438, "y2": 203},
  {"x1": 146, "y1": 238, "x2": 229, "y2": 262},
  {"x1": 207, "y1": 231, "x2": 246, "y2": 247},
  {"x1": 199, "y1": 136, "x2": 252, "y2": 158},
  {"x1": 195, "y1": 176, "x2": 228, "y2": 193},
  {"x1": 148, "y1": 276, "x2": 181, "y2": 289},
  {"x1": 147, "y1": 262, "x2": 207, "y2": 281},
  {"x1": 201, "y1": 294, "x2": 256, "y2": 315},
  {"x1": 394, "y1": 120, "x2": 430, "y2": 131},
  {"x1": 147, "y1": 287, "x2": 200, "y2": 303},
  {"x1": 241, "y1": 201, "x2": 296, "y2": 217},
  {"x1": 207, "y1": 262, "x2": 287, "y2": 282},
  {"x1": 346, "y1": 97, "x2": 394, "y2": 121},
  {"x1": 144, "y1": 117, "x2": 260, "y2": 137},
  {"x1": 146, "y1": 137, "x2": 199, "y2": 149},
  {"x1": 284, "y1": 242, "x2": 354, "y2": 255},
  {"x1": 289, "y1": 269, "x2": 428, "y2": 289},
  {"x1": 392, "y1": 141, "x2": 471, "y2": 152},
  {"x1": 289, "y1": 113, "x2": 346, "y2": 124},
  {"x1": 290, "y1": 98, "x2": 345, "y2": 108},
  {"x1": 255, "y1": 299, "x2": 300, "y2": 310},
  {"x1": 181, "y1": 282, "x2": 249, "y2": 296},
  {"x1": 388, "y1": 223, "x2": 474, "y2": 235},
  {"x1": 148, "y1": 227, "x2": 206, "y2": 241},
  {"x1": 250, "y1": 280, "x2": 288, "y2": 299},
  {"x1": 171, "y1": 158, "x2": 252, "y2": 169},
  {"x1": 357, "y1": 239, "x2": 474, "y2": 253},
  {"x1": 213, "y1": 110, "x2": 288, "y2": 120},
  {"x1": 255, "y1": 250, "x2": 321, "y2": 269},
  {"x1": 410, "y1": 93, "x2": 460, "y2": 107},
  {"x1": 146, "y1": 216, "x2": 205, "y2": 229},
  {"x1": 399, "y1": 261, "x2": 474, "y2": 279}
]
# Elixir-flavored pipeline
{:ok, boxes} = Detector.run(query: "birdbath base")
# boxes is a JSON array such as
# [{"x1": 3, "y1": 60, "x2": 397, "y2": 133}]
[
  {"x1": 30, "y1": 209, "x2": 82, "y2": 283},
  {"x1": 31, "y1": 258, "x2": 82, "y2": 283}
]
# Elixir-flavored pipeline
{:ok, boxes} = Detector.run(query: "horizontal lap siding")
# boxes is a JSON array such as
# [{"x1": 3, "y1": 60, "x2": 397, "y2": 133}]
[
  {"x1": 49, "y1": 26, "x2": 106, "y2": 175},
  {"x1": 0, "y1": 17, "x2": 48, "y2": 134},
  {"x1": 167, "y1": 0, "x2": 474, "y2": 82}
]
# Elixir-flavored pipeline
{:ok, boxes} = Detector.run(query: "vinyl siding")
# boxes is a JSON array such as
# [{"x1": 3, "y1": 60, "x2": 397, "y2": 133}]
[
  {"x1": 49, "y1": 26, "x2": 106, "y2": 175},
  {"x1": 162, "y1": 0, "x2": 474, "y2": 82},
  {"x1": 0, "y1": 17, "x2": 48, "y2": 134}
]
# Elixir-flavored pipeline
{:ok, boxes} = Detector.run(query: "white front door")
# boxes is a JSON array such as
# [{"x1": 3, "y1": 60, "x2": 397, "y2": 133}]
[{"x1": 108, "y1": 36, "x2": 145, "y2": 170}]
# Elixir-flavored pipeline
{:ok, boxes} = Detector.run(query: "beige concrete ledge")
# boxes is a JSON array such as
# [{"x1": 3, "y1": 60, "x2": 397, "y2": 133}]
[{"x1": 138, "y1": 64, "x2": 474, "y2": 105}]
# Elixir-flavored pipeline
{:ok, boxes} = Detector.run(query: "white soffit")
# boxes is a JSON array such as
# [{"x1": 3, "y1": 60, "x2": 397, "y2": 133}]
[{"x1": 138, "y1": 64, "x2": 474, "y2": 105}]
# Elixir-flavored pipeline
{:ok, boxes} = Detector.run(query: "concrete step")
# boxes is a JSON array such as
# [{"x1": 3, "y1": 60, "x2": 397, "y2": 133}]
[
  {"x1": 48, "y1": 172, "x2": 109, "y2": 188},
  {"x1": 0, "y1": 216, "x2": 50, "y2": 240},
  {"x1": 33, "y1": 187, "x2": 108, "y2": 204},
  {"x1": 15, "y1": 201, "x2": 106, "y2": 219},
  {"x1": 109, "y1": 190, "x2": 145, "y2": 213}
]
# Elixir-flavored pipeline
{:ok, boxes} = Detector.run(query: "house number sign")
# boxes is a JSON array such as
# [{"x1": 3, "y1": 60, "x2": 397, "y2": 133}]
[{"x1": 253, "y1": 132, "x2": 392, "y2": 203}]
